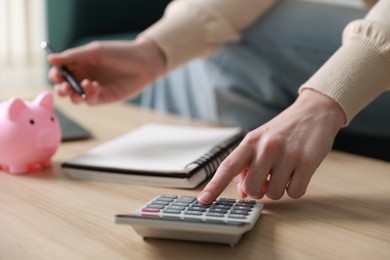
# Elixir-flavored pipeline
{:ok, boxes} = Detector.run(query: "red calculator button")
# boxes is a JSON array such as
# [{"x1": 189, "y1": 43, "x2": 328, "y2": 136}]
[{"x1": 141, "y1": 208, "x2": 160, "y2": 213}]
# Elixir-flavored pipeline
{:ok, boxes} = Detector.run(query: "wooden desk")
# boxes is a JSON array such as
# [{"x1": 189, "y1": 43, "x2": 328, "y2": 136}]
[{"x1": 1, "y1": 91, "x2": 389, "y2": 260}]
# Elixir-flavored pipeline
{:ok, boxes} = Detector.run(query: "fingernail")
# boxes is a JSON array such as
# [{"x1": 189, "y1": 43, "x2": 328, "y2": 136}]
[
  {"x1": 60, "y1": 82, "x2": 68, "y2": 91},
  {"x1": 235, "y1": 181, "x2": 241, "y2": 193},
  {"x1": 234, "y1": 182, "x2": 244, "y2": 198},
  {"x1": 198, "y1": 191, "x2": 212, "y2": 203},
  {"x1": 81, "y1": 79, "x2": 89, "y2": 86}
]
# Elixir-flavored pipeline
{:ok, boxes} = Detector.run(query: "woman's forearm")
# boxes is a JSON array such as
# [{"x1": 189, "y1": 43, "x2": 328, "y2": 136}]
[
  {"x1": 299, "y1": 0, "x2": 390, "y2": 125},
  {"x1": 140, "y1": 0, "x2": 278, "y2": 72}
]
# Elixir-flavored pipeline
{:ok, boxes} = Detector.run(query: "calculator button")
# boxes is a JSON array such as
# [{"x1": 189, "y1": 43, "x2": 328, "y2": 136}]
[
  {"x1": 214, "y1": 201, "x2": 235, "y2": 206},
  {"x1": 150, "y1": 200, "x2": 170, "y2": 206},
  {"x1": 162, "y1": 209, "x2": 182, "y2": 214},
  {"x1": 159, "y1": 195, "x2": 178, "y2": 199},
  {"x1": 184, "y1": 211, "x2": 203, "y2": 216},
  {"x1": 191, "y1": 201, "x2": 202, "y2": 206},
  {"x1": 230, "y1": 210, "x2": 249, "y2": 215},
  {"x1": 238, "y1": 199, "x2": 256, "y2": 204},
  {"x1": 232, "y1": 206, "x2": 252, "y2": 211},
  {"x1": 183, "y1": 217, "x2": 203, "y2": 222},
  {"x1": 211, "y1": 204, "x2": 231, "y2": 210},
  {"x1": 205, "y1": 212, "x2": 225, "y2": 218},
  {"x1": 236, "y1": 202, "x2": 254, "y2": 208},
  {"x1": 145, "y1": 204, "x2": 165, "y2": 209},
  {"x1": 155, "y1": 197, "x2": 175, "y2": 202},
  {"x1": 208, "y1": 208, "x2": 228, "y2": 214},
  {"x1": 141, "y1": 208, "x2": 160, "y2": 213},
  {"x1": 160, "y1": 215, "x2": 181, "y2": 220},
  {"x1": 192, "y1": 201, "x2": 213, "y2": 207},
  {"x1": 166, "y1": 205, "x2": 186, "y2": 210},
  {"x1": 227, "y1": 214, "x2": 247, "y2": 219},
  {"x1": 217, "y1": 198, "x2": 236, "y2": 203},
  {"x1": 187, "y1": 206, "x2": 207, "y2": 212},
  {"x1": 171, "y1": 202, "x2": 191, "y2": 207},
  {"x1": 175, "y1": 196, "x2": 196, "y2": 203}
]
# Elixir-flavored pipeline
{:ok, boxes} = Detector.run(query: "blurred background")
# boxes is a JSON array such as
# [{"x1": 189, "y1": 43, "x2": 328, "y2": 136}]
[
  {"x1": 0, "y1": 0, "x2": 46, "y2": 91},
  {"x1": 0, "y1": 0, "x2": 170, "y2": 93},
  {"x1": 0, "y1": 0, "x2": 387, "y2": 161},
  {"x1": 0, "y1": 0, "x2": 365, "y2": 92}
]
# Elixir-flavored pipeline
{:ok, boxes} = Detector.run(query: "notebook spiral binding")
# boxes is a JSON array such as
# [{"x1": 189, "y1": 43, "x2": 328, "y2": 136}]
[{"x1": 186, "y1": 131, "x2": 246, "y2": 178}]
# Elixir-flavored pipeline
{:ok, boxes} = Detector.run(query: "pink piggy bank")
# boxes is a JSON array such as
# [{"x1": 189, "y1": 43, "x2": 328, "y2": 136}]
[{"x1": 0, "y1": 91, "x2": 61, "y2": 174}]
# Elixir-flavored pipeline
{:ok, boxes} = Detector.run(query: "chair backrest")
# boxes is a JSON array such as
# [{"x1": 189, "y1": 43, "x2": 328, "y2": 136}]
[{"x1": 47, "y1": 0, "x2": 171, "y2": 51}]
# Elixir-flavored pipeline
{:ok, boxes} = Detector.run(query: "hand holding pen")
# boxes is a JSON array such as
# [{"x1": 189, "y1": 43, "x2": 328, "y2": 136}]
[
  {"x1": 41, "y1": 41, "x2": 87, "y2": 99},
  {"x1": 45, "y1": 38, "x2": 166, "y2": 105}
]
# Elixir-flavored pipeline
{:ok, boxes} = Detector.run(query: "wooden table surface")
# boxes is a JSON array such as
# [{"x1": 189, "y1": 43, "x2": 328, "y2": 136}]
[{"x1": 1, "y1": 88, "x2": 389, "y2": 260}]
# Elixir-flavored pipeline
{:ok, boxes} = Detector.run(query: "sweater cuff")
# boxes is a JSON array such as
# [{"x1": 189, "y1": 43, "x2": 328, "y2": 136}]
[{"x1": 299, "y1": 20, "x2": 390, "y2": 125}]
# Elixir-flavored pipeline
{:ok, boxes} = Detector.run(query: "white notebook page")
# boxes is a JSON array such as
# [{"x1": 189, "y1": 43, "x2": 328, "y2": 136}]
[{"x1": 68, "y1": 123, "x2": 242, "y2": 173}]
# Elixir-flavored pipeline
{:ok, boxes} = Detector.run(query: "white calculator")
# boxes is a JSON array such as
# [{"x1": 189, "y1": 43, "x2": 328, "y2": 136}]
[{"x1": 114, "y1": 194, "x2": 264, "y2": 246}]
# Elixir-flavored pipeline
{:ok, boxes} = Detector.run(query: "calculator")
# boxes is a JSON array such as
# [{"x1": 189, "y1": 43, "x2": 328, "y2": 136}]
[{"x1": 114, "y1": 194, "x2": 264, "y2": 246}]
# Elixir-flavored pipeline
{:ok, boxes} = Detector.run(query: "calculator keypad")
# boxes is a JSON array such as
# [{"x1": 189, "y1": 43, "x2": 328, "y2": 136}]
[
  {"x1": 139, "y1": 195, "x2": 258, "y2": 223},
  {"x1": 115, "y1": 194, "x2": 264, "y2": 246}
]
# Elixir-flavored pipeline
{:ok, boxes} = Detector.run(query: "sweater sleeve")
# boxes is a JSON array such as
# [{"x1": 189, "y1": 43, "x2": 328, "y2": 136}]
[
  {"x1": 299, "y1": 0, "x2": 390, "y2": 125},
  {"x1": 140, "y1": 0, "x2": 277, "y2": 72}
]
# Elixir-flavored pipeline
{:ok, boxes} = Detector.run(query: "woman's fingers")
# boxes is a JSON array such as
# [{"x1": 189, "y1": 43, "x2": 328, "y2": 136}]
[
  {"x1": 48, "y1": 67, "x2": 64, "y2": 83},
  {"x1": 233, "y1": 169, "x2": 248, "y2": 198},
  {"x1": 197, "y1": 144, "x2": 253, "y2": 205},
  {"x1": 47, "y1": 42, "x2": 99, "y2": 66}
]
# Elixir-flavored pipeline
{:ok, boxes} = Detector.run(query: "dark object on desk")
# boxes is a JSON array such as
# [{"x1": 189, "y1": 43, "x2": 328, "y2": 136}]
[
  {"x1": 334, "y1": 131, "x2": 389, "y2": 162},
  {"x1": 55, "y1": 108, "x2": 92, "y2": 142}
]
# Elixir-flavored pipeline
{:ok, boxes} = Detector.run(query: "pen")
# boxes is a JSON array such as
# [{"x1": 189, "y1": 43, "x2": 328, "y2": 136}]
[{"x1": 41, "y1": 41, "x2": 87, "y2": 99}]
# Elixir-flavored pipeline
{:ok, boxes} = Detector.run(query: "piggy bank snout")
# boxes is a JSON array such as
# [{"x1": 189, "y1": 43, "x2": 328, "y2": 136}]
[{"x1": 38, "y1": 128, "x2": 61, "y2": 149}]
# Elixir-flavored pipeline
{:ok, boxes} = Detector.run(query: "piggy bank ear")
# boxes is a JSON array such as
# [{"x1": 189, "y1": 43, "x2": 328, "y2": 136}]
[
  {"x1": 7, "y1": 98, "x2": 27, "y2": 120},
  {"x1": 34, "y1": 91, "x2": 54, "y2": 110}
]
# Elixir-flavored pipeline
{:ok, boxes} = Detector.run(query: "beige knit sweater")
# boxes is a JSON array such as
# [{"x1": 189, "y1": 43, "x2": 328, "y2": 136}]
[{"x1": 141, "y1": 0, "x2": 390, "y2": 124}]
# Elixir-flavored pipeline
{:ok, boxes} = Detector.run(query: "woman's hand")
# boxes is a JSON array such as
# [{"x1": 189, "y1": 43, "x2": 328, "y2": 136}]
[
  {"x1": 197, "y1": 90, "x2": 346, "y2": 204},
  {"x1": 47, "y1": 37, "x2": 166, "y2": 105}
]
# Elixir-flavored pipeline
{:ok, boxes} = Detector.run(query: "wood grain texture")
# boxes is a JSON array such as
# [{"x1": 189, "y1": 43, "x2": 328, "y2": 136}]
[{"x1": 1, "y1": 88, "x2": 389, "y2": 260}]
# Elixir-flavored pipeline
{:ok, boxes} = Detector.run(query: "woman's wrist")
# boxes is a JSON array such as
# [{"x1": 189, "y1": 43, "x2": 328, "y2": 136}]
[
  {"x1": 135, "y1": 36, "x2": 167, "y2": 79},
  {"x1": 295, "y1": 89, "x2": 346, "y2": 131}
]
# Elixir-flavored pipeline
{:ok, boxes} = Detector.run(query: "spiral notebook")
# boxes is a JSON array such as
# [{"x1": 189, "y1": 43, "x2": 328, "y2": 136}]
[{"x1": 62, "y1": 123, "x2": 245, "y2": 188}]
